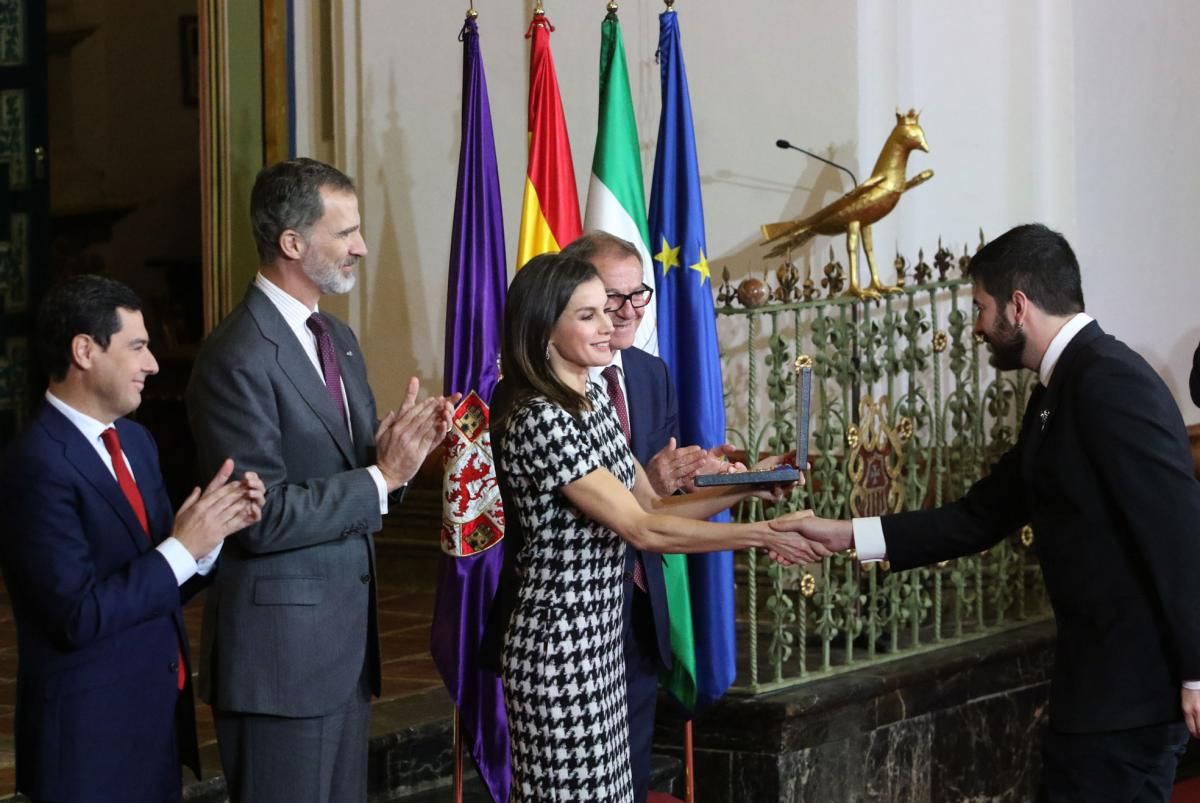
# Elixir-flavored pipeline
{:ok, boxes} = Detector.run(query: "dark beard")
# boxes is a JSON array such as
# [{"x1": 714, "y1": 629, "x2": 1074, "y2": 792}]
[{"x1": 986, "y1": 314, "x2": 1026, "y2": 371}]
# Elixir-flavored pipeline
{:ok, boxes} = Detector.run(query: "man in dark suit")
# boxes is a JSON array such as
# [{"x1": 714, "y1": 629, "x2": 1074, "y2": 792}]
[
  {"x1": 0, "y1": 275, "x2": 263, "y2": 803},
  {"x1": 784, "y1": 224, "x2": 1200, "y2": 801},
  {"x1": 186, "y1": 158, "x2": 452, "y2": 803}
]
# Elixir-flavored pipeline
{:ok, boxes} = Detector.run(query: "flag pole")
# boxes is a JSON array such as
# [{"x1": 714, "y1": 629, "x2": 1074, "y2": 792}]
[
  {"x1": 453, "y1": 707, "x2": 464, "y2": 802},
  {"x1": 684, "y1": 719, "x2": 695, "y2": 803}
]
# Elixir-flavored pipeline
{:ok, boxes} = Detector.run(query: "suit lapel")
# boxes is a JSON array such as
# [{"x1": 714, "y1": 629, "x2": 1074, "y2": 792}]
[
  {"x1": 38, "y1": 405, "x2": 151, "y2": 552},
  {"x1": 1019, "y1": 320, "x2": 1104, "y2": 479},
  {"x1": 623, "y1": 350, "x2": 651, "y2": 458},
  {"x1": 245, "y1": 287, "x2": 356, "y2": 465}
]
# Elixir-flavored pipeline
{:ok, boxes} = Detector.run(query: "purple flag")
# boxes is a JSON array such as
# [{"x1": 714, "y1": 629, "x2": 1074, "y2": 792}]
[{"x1": 430, "y1": 16, "x2": 510, "y2": 803}]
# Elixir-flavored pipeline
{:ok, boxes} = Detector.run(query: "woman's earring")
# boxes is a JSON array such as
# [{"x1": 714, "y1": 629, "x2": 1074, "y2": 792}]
[{"x1": 545, "y1": 344, "x2": 551, "y2": 359}]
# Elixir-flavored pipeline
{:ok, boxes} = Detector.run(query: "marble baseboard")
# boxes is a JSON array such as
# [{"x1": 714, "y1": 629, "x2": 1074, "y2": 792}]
[{"x1": 657, "y1": 621, "x2": 1056, "y2": 803}]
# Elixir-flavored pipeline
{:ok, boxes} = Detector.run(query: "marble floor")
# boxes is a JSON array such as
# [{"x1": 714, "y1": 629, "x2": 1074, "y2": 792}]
[{"x1": 0, "y1": 581, "x2": 445, "y2": 795}]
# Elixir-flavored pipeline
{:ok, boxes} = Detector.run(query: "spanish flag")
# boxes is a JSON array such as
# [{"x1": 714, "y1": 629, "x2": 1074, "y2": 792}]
[{"x1": 516, "y1": 10, "x2": 581, "y2": 270}]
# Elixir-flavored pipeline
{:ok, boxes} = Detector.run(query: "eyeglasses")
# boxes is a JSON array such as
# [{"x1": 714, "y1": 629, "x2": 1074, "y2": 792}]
[{"x1": 604, "y1": 284, "x2": 654, "y2": 313}]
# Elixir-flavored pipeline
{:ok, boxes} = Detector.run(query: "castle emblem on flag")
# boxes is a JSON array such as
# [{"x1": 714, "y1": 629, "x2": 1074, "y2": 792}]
[{"x1": 441, "y1": 391, "x2": 505, "y2": 556}]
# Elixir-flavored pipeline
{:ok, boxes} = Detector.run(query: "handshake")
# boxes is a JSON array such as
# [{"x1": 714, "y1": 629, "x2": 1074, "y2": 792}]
[{"x1": 761, "y1": 512, "x2": 855, "y2": 567}]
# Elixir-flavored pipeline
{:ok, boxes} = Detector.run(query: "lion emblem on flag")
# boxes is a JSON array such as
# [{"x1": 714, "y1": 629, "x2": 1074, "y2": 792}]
[{"x1": 441, "y1": 391, "x2": 504, "y2": 556}]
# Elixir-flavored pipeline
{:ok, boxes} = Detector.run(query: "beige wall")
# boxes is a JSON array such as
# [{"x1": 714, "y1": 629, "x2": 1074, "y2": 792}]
[{"x1": 292, "y1": 0, "x2": 1200, "y2": 423}]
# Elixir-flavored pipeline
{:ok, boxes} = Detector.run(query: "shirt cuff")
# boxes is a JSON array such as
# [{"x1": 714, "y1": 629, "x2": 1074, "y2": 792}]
[
  {"x1": 195, "y1": 542, "x2": 222, "y2": 576},
  {"x1": 852, "y1": 517, "x2": 888, "y2": 563},
  {"x1": 1183, "y1": 680, "x2": 1200, "y2": 690},
  {"x1": 156, "y1": 537, "x2": 199, "y2": 586},
  {"x1": 367, "y1": 465, "x2": 389, "y2": 515}
]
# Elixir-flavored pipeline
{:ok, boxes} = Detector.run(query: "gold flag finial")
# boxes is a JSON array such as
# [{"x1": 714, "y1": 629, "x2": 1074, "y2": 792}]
[
  {"x1": 535, "y1": 0, "x2": 545, "y2": 14},
  {"x1": 607, "y1": 0, "x2": 619, "y2": 12},
  {"x1": 466, "y1": 0, "x2": 477, "y2": 19}
]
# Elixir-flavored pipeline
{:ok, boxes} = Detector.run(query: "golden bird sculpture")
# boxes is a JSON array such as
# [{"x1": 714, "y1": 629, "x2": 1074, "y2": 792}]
[{"x1": 761, "y1": 109, "x2": 934, "y2": 299}]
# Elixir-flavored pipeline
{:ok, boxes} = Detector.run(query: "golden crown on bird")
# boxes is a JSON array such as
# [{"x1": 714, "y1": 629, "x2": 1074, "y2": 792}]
[{"x1": 761, "y1": 109, "x2": 934, "y2": 299}]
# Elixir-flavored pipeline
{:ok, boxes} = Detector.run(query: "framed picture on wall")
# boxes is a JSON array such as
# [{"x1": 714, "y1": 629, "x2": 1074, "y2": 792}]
[{"x1": 179, "y1": 15, "x2": 199, "y2": 107}]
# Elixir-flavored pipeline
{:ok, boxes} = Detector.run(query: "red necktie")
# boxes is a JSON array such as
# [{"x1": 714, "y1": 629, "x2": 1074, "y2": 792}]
[
  {"x1": 101, "y1": 428, "x2": 148, "y2": 533},
  {"x1": 600, "y1": 366, "x2": 647, "y2": 592},
  {"x1": 100, "y1": 428, "x2": 186, "y2": 691}
]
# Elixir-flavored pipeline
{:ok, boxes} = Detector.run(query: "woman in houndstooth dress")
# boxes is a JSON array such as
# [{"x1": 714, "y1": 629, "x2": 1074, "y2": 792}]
[
  {"x1": 494, "y1": 252, "x2": 823, "y2": 802},
  {"x1": 500, "y1": 383, "x2": 636, "y2": 801}
]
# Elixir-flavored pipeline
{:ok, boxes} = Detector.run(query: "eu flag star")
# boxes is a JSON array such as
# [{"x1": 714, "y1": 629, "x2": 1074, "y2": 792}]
[
  {"x1": 688, "y1": 249, "x2": 711, "y2": 285},
  {"x1": 655, "y1": 237, "x2": 681, "y2": 276}
]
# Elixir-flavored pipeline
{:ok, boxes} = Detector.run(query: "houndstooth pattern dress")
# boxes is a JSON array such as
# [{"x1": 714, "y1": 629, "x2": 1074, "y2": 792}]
[{"x1": 498, "y1": 384, "x2": 636, "y2": 802}]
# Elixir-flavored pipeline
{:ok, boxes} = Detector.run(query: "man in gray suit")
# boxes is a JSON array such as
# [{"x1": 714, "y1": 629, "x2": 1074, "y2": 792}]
[{"x1": 186, "y1": 158, "x2": 452, "y2": 803}]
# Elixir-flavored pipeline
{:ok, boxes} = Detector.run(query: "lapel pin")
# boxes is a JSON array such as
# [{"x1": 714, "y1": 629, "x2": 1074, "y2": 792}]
[
  {"x1": 1039, "y1": 409, "x2": 1050, "y2": 429},
  {"x1": 346, "y1": 351, "x2": 353, "y2": 357}
]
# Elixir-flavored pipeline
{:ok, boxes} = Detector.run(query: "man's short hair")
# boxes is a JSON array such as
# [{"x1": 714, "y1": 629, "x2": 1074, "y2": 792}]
[
  {"x1": 967, "y1": 223, "x2": 1085, "y2": 315},
  {"x1": 250, "y1": 158, "x2": 356, "y2": 264},
  {"x1": 560, "y1": 230, "x2": 642, "y2": 270},
  {"x1": 36, "y1": 275, "x2": 143, "y2": 382}
]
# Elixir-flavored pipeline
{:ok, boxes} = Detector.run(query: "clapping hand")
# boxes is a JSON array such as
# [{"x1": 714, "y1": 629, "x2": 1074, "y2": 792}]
[
  {"x1": 172, "y1": 459, "x2": 265, "y2": 559},
  {"x1": 375, "y1": 377, "x2": 461, "y2": 492}
]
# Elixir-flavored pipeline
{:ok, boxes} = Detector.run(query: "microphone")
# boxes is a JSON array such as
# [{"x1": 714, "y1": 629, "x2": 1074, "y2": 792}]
[{"x1": 775, "y1": 139, "x2": 858, "y2": 188}]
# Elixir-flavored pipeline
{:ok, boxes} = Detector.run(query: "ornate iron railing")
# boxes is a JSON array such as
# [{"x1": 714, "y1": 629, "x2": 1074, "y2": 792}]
[{"x1": 715, "y1": 239, "x2": 1050, "y2": 694}]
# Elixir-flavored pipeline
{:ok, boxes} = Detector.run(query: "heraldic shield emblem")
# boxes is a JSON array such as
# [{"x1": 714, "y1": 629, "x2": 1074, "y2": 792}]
[{"x1": 441, "y1": 391, "x2": 505, "y2": 556}]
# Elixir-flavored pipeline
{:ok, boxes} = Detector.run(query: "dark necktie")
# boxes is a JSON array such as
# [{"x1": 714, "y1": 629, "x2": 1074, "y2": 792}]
[
  {"x1": 306, "y1": 312, "x2": 349, "y2": 430},
  {"x1": 600, "y1": 365, "x2": 632, "y2": 444},
  {"x1": 101, "y1": 427, "x2": 185, "y2": 690},
  {"x1": 600, "y1": 365, "x2": 647, "y2": 592}
]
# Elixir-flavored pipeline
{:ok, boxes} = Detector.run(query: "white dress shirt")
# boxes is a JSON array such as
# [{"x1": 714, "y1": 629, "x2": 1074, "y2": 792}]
[
  {"x1": 44, "y1": 391, "x2": 216, "y2": 586},
  {"x1": 254, "y1": 273, "x2": 389, "y2": 513}
]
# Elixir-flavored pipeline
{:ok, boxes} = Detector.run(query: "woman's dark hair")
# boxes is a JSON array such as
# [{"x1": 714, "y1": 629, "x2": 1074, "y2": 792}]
[
  {"x1": 495, "y1": 252, "x2": 600, "y2": 431},
  {"x1": 37, "y1": 275, "x2": 143, "y2": 381}
]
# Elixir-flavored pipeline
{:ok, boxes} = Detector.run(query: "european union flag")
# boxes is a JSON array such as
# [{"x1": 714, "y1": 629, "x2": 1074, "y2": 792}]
[{"x1": 647, "y1": 8, "x2": 735, "y2": 711}]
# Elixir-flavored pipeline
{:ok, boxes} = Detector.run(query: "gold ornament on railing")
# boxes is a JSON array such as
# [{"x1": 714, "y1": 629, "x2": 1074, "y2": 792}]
[
  {"x1": 894, "y1": 253, "x2": 908, "y2": 288},
  {"x1": 932, "y1": 330, "x2": 948, "y2": 353},
  {"x1": 846, "y1": 424, "x2": 860, "y2": 449},
  {"x1": 800, "y1": 572, "x2": 816, "y2": 598},
  {"x1": 1020, "y1": 525, "x2": 1034, "y2": 547},
  {"x1": 736, "y1": 275, "x2": 769, "y2": 308},
  {"x1": 760, "y1": 110, "x2": 934, "y2": 299},
  {"x1": 847, "y1": 396, "x2": 906, "y2": 517},
  {"x1": 913, "y1": 247, "x2": 932, "y2": 284},
  {"x1": 958, "y1": 244, "x2": 972, "y2": 277},
  {"x1": 716, "y1": 266, "x2": 737, "y2": 308},
  {"x1": 775, "y1": 261, "x2": 800, "y2": 302},
  {"x1": 820, "y1": 246, "x2": 845, "y2": 298},
  {"x1": 934, "y1": 238, "x2": 954, "y2": 282}
]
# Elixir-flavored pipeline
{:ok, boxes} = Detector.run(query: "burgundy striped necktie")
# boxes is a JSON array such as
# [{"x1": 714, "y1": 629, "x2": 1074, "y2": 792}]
[
  {"x1": 600, "y1": 365, "x2": 647, "y2": 593},
  {"x1": 306, "y1": 312, "x2": 349, "y2": 430}
]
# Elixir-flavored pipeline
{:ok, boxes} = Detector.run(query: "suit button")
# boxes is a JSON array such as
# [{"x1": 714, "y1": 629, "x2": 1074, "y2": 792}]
[
  {"x1": 623, "y1": 571, "x2": 633, "y2": 581},
  {"x1": 360, "y1": 574, "x2": 371, "y2": 584},
  {"x1": 168, "y1": 660, "x2": 179, "y2": 673}
]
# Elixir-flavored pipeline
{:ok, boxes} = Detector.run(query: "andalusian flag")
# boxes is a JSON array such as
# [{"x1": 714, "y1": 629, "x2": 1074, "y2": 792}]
[
  {"x1": 516, "y1": 11, "x2": 581, "y2": 269},
  {"x1": 583, "y1": 7, "x2": 657, "y2": 354},
  {"x1": 648, "y1": 8, "x2": 735, "y2": 712}
]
